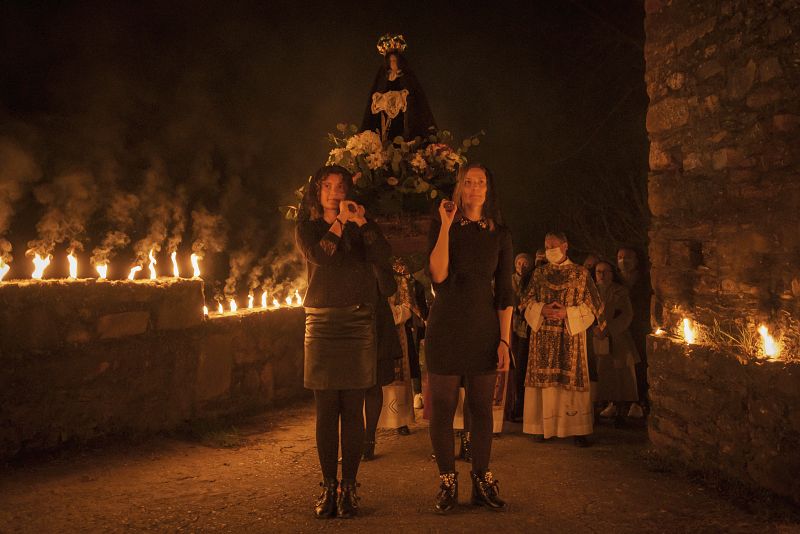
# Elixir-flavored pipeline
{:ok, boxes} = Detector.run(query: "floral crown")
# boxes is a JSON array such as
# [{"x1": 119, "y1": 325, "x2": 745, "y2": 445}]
[{"x1": 377, "y1": 33, "x2": 407, "y2": 56}]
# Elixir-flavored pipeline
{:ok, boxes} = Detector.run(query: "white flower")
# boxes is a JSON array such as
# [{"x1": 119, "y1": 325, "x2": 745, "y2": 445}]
[
  {"x1": 345, "y1": 131, "x2": 382, "y2": 156},
  {"x1": 327, "y1": 147, "x2": 347, "y2": 165},
  {"x1": 410, "y1": 151, "x2": 428, "y2": 172},
  {"x1": 365, "y1": 150, "x2": 388, "y2": 170}
]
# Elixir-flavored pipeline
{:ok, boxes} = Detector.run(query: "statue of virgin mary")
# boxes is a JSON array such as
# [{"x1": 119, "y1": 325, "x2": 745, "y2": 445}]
[{"x1": 360, "y1": 34, "x2": 437, "y2": 144}]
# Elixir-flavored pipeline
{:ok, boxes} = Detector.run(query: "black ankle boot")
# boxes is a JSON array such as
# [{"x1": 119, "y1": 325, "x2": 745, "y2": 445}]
[
  {"x1": 314, "y1": 478, "x2": 338, "y2": 519},
  {"x1": 434, "y1": 472, "x2": 458, "y2": 514},
  {"x1": 470, "y1": 470, "x2": 507, "y2": 511},
  {"x1": 457, "y1": 431, "x2": 472, "y2": 462},
  {"x1": 362, "y1": 440, "x2": 376, "y2": 461},
  {"x1": 337, "y1": 479, "x2": 360, "y2": 518}
]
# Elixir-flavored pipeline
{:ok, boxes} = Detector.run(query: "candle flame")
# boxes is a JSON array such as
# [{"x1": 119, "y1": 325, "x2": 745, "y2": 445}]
[
  {"x1": 171, "y1": 251, "x2": 179, "y2": 278},
  {"x1": 203, "y1": 305, "x2": 209, "y2": 316},
  {"x1": 229, "y1": 299, "x2": 238, "y2": 313},
  {"x1": 67, "y1": 252, "x2": 78, "y2": 279},
  {"x1": 248, "y1": 293, "x2": 254, "y2": 309},
  {"x1": 273, "y1": 298, "x2": 280, "y2": 308},
  {"x1": 261, "y1": 290, "x2": 267, "y2": 308},
  {"x1": 758, "y1": 325, "x2": 780, "y2": 359},
  {"x1": 0, "y1": 259, "x2": 10, "y2": 282},
  {"x1": 128, "y1": 265, "x2": 142, "y2": 280},
  {"x1": 148, "y1": 249, "x2": 157, "y2": 280},
  {"x1": 682, "y1": 318, "x2": 696, "y2": 345},
  {"x1": 285, "y1": 295, "x2": 293, "y2": 306},
  {"x1": 96, "y1": 263, "x2": 108, "y2": 279},
  {"x1": 218, "y1": 302, "x2": 224, "y2": 314},
  {"x1": 190, "y1": 254, "x2": 201, "y2": 278},
  {"x1": 654, "y1": 327, "x2": 666, "y2": 336},
  {"x1": 294, "y1": 289, "x2": 303, "y2": 306},
  {"x1": 32, "y1": 254, "x2": 51, "y2": 279}
]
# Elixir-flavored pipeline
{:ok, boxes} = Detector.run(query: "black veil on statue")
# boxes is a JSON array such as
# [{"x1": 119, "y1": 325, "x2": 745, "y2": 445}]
[{"x1": 360, "y1": 34, "x2": 437, "y2": 143}]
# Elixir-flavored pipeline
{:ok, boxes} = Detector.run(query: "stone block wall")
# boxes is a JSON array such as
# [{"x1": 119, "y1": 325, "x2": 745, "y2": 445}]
[
  {"x1": 0, "y1": 279, "x2": 307, "y2": 459},
  {"x1": 645, "y1": 0, "x2": 800, "y2": 503}
]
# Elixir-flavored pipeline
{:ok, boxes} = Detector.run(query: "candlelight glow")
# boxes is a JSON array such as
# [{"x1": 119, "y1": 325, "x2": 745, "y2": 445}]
[
  {"x1": 261, "y1": 290, "x2": 267, "y2": 308},
  {"x1": 203, "y1": 305, "x2": 209, "y2": 316},
  {"x1": 148, "y1": 249, "x2": 157, "y2": 280},
  {"x1": 654, "y1": 327, "x2": 666, "y2": 336},
  {"x1": 32, "y1": 254, "x2": 51, "y2": 279},
  {"x1": 294, "y1": 289, "x2": 303, "y2": 306},
  {"x1": 128, "y1": 265, "x2": 142, "y2": 280},
  {"x1": 191, "y1": 254, "x2": 201, "y2": 278},
  {"x1": 67, "y1": 252, "x2": 78, "y2": 279},
  {"x1": 285, "y1": 295, "x2": 293, "y2": 306},
  {"x1": 218, "y1": 302, "x2": 224, "y2": 314},
  {"x1": 757, "y1": 325, "x2": 780, "y2": 359},
  {"x1": 682, "y1": 318, "x2": 696, "y2": 345},
  {"x1": 171, "y1": 251, "x2": 179, "y2": 278},
  {"x1": 248, "y1": 293, "x2": 254, "y2": 309},
  {"x1": 0, "y1": 260, "x2": 9, "y2": 282},
  {"x1": 229, "y1": 299, "x2": 238, "y2": 313},
  {"x1": 273, "y1": 298, "x2": 280, "y2": 308},
  {"x1": 96, "y1": 263, "x2": 108, "y2": 279}
]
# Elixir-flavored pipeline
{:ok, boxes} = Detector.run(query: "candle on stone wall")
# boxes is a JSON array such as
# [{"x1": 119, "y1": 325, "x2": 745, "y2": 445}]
[
  {"x1": 248, "y1": 293, "x2": 254, "y2": 309},
  {"x1": 261, "y1": 290, "x2": 267, "y2": 309},
  {"x1": 148, "y1": 249, "x2": 157, "y2": 280},
  {"x1": 96, "y1": 263, "x2": 108, "y2": 279},
  {"x1": 217, "y1": 301, "x2": 224, "y2": 314},
  {"x1": 203, "y1": 305, "x2": 209, "y2": 317},
  {"x1": 0, "y1": 259, "x2": 9, "y2": 282},
  {"x1": 171, "y1": 251, "x2": 179, "y2": 278},
  {"x1": 682, "y1": 318, "x2": 696, "y2": 345},
  {"x1": 67, "y1": 252, "x2": 78, "y2": 279},
  {"x1": 190, "y1": 254, "x2": 201, "y2": 278},
  {"x1": 128, "y1": 265, "x2": 142, "y2": 280},
  {"x1": 229, "y1": 298, "x2": 238, "y2": 313},
  {"x1": 272, "y1": 298, "x2": 280, "y2": 308},
  {"x1": 32, "y1": 254, "x2": 51, "y2": 279},
  {"x1": 757, "y1": 325, "x2": 779, "y2": 359}
]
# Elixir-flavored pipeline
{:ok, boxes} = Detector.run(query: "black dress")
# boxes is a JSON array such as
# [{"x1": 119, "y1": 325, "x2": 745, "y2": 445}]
[{"x1": 425, "y1": 217, "x2": 514, "y2": 376}]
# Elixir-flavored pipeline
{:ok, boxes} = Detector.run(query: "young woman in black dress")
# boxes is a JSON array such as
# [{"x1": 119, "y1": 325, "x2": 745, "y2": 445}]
[
  {"x1": 427, "y1": 163, "x2": 514, "y2": 513},
  {"x1": 295, "y1": 165, "x2": 392, "y2": 519}
]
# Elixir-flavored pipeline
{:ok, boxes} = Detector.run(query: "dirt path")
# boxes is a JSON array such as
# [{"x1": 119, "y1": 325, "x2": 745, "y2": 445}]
[{"x1": 1, "y1": 402, "x2": 797, "y2": 533}]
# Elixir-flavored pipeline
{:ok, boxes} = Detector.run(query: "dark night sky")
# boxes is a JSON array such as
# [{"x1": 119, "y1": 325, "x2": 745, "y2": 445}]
[{"x1": 0, "y1": 0, "x2": 647, "y2": 289}]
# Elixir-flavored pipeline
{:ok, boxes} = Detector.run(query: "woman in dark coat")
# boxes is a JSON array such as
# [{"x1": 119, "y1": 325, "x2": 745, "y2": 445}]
[
  {"x1": 295, "y1": 165, "x2": 392, "y2": 519},
  {"x1": 426, "y1": 163, "x2": 514, "y2": 513}
]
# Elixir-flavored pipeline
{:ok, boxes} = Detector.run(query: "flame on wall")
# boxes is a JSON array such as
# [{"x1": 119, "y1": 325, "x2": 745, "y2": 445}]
[
  {"x1": 682, "y1": 318, "x2": 696, "y2": 345},
  {"x1": 757, "y1": 325, "x2": 780, "y2": 359},
  {"x1": 32, "y1": 254, "x2": 51, "y2": 279},
  {"x1": 171, "y1": 251, "x2": 179, "y2": 278},
  {"x1": 128, "y1": 265, "x2": 142, "y2": 280},
  {"x1": 67, "y1": 252, "x2": 78, "y2": 279},
  {"x1": 190, "y1": 254, "x2": 201, "y2": 278}
]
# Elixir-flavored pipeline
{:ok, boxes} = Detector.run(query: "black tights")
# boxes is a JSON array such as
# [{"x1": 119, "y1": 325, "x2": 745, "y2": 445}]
[
  {"x1": 429, "y1": 373, "x2": 495, "y2": 474},
  {"x1": 364, "y1": 383, "x2": 383, "y2": 442},
  {"x1": 314, "y1": 389, "x2": 366, "y2": 480}
]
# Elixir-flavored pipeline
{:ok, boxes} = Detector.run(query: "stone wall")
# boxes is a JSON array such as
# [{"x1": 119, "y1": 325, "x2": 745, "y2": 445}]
[
  {"x1": 645, "y1": 0, "x2": 800, "y2": 503},
  {"x1": 0, "y1": 279, "x2": 307, "y2": 459}
]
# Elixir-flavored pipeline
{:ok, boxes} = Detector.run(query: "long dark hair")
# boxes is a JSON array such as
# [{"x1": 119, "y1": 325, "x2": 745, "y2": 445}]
[
  {"x1": 452, "y1": 163, "x2": 504, "y2": 231},
  {"x1": 298, "y1": 165, "x2": 353, "y2": 222}
]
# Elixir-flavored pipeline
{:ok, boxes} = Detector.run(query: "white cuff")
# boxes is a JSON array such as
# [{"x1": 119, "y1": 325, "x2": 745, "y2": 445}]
[
  {"x1": 524, "y1": 302, "x2": 545, "y2": 333},
  {"x1": 565, "y1": 303, "x2": 595, "y2": 336}
]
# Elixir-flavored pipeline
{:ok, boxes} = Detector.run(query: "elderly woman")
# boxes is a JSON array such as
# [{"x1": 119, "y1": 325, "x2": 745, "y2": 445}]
[
  {"x1": 295, "y1": 165, "x2": 392, "y2": 519},
  {"x1": 591, "y1": 260, "x2": 640, "y2": 427}
]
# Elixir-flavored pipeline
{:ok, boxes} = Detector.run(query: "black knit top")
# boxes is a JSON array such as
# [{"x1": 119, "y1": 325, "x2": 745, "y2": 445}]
[{"x1": 295, "y1": 218, "x2": 392, "y2": 308}]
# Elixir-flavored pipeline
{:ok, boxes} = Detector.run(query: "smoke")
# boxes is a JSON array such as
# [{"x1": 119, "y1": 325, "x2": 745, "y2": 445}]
[
  {"x1": 167, "y1": 185, "x2": 188, "y2": 253},
  {"x1": 0, "y1": 138, "x2": 42, "y2": 263},
  {"x1": 91, "y1": 192, "x2": 140, "y2": 266},
  {"x1": 247, "y1": 233, "x2": 305, "y2": 300},
  {"x1": 26, "y1": 170, "x2": 100, "y2": 257},
  {"x1": 191, "y1": 206, "x2": 227, "y2": 258},
  {"x1": 224, "y1": 249, "x2": 256, "y2": 297}
]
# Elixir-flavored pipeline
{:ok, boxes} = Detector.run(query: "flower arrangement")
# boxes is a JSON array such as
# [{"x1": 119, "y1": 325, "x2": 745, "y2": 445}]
[{"x1": 282, "y1": 125, "x2": 484, "y2": 219}]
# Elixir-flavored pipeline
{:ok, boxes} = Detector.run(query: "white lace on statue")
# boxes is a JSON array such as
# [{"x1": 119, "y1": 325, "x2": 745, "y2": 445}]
[{"x1": 371, "y1": 89, "x2": 409, "y2": 119}]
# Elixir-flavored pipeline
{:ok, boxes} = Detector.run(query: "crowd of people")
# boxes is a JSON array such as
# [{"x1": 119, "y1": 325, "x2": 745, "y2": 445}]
[{"x1": 295, "y1": 163, "x2": 651, "y2": 518}]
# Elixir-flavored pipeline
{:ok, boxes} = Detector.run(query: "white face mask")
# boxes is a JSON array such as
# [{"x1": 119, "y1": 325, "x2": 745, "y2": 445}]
[{"x1": 545, "y1": 247, "x2": 564, "y2": 264}]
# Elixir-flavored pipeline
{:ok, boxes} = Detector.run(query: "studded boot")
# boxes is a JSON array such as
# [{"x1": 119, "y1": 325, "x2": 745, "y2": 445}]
[
  {"x1": 337, "y1": 479, "x2": 360, "y2": 518},
  {"x1": 434, "y1": 472, "x2": 458, "y2": 514},
  {"x1": 470, "y1": 470, "x2": 507, "y2": 511},
  {"x1": 314, "y1": 478, "x2": 338, "y2": 519}
]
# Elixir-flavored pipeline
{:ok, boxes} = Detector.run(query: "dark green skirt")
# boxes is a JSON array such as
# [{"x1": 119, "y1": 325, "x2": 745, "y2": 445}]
[{"x1": 304, "y1": 304, "x2": 376, "y2": 390}]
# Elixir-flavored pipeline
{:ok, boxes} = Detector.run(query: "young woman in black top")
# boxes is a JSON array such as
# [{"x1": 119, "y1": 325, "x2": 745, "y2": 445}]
[
  {"x1": 427, "y1": 163, "x2": 514, "y2": 513},
  {"x1": 295, "y1": 165, "x2": 392, "y2": 519}
]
